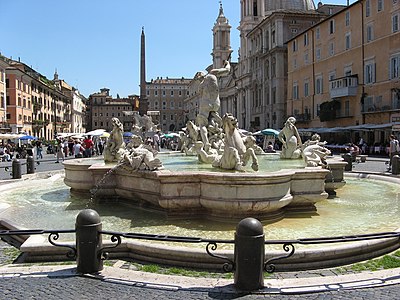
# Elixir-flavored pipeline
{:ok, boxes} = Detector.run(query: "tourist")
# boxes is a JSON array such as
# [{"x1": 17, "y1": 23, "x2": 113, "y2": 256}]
[
  {"x1": 73, "y1": 140, "x2": 84, "y2": 158},
  {"x1": 55, "y1": 138, "x2": 64, "y2": 163},
  {"x1": 388, "y1": 134, "x2": 400, "y2": 170},
  {"x1": 265, "y1": 141, "x2": 276, "y2": 153},
  {"x1": 36, "y1": 140, "x2": 43, "y2": 159},
  {"x1": 153, "y1": 132, "x2": 160, "y2": 151},
  {"x1": 63, "y1": 139, "x2": 69, "y2": 157},
  {"x1": 68, "y1": 139, "x2": 74, "y2": 156},
  {"x1": 0, "y1": 143, "x2": 11, "y2": 161},
  {"x1": 83, "y1": 135, "x2": 94, "y2": 158},
  {"x1": 96, "y1": 138, "x2": 104, "y2": 155}
]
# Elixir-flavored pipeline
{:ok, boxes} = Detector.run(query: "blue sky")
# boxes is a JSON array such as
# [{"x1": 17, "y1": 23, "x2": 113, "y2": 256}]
[{"x1": 0, "y1": 0, "x2": 354, "y2": 98}]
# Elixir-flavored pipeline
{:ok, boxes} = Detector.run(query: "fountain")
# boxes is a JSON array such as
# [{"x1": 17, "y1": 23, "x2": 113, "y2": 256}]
[
  {"x1": 64, "y1": 62, "x2": 346, "y2": 220},
  {"x1": 6, "y1": 63, "x2": 389, "y2": 270},
  {"x1": 1, "y1": 172, "x2": 399, "y2": 270}
]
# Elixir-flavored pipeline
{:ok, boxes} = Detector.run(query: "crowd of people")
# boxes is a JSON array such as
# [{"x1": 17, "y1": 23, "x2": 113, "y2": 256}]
[
  {"x1": 52, "y1": 135, "x2": 104, "y2": 163},
  {"x1": 1, "y1": 131, "x2": 399, "y2": 165},
  {"x1": 0, "y1": 135, "x2": 106, "y2": 163}
]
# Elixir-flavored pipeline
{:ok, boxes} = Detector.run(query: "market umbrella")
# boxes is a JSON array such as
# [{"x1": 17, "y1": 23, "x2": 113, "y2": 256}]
[
  {"x1": 18, "y1": 135, "x2": 38, "y2": 140},
  {"x1": 163, "y1": 133, "x2": 180, "y2": 138},
  {"x1": 101, "y1": 132, "x2": 110, "y2": 138},
  {"x1": 85, "y1": 129, "x2": 106, "y2": 136},
  {"x1": 261, "y1": 128, "x2": 280, "y2": 136},
  {"x1": 123, "y1": 132, "x2": 133, "y2": 137},
  {"x1": 0, "y1": 133, "x2": 24, "y2": 140}
]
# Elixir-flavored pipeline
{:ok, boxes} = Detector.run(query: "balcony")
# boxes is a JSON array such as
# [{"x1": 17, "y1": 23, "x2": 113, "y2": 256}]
[
  {"x1": 32, "y1": 119, "x2": 49, "y2": 128},
  {"x1": 330, "y1": 75, "x2": 358, "y2": 99},
  {"x1": 294, "y1": 113, "x2": 311, "y2": 122}
]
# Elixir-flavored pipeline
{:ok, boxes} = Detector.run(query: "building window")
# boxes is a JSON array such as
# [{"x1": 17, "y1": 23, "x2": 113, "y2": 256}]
[
  {"x1": 345, "y1": 100, "x2": 350, "y2": 116},
  {"x1": 393, "y1": 14, "x2": 399, "y2": 32},
  {"x1": 366, "y1": 0, "x2": 371, "y2": 17},
  {"x1": 315, "y1": 76, "x2": 323, "y2": 94},
  {"x1": 170, "y1": 90, "x2": 174, "y2": 96},
  {"x1": 316, "y1": 27, "x2": 320, "y2": 39},
  {"x1": 390, "y1": 54, "x2": 400, "y2": 79},
  {"x1": 329, "y1": 42, "x2": 335, "y2": 56},
  {"x1": 292, "y1": 39, "x2": 297, "y2": 52},
  {"x1": 292, "y1": 82, "x2": 299, "y2": 100},
  {"x1": 304, "y1": 81, "x2": 309, "y2": 97},
  {"x1": 366, "y1": 24, "x2": 374, "y2": 42},
  {"x1": 304, "y1": 52, "x2": 309, "y2": 64},
  {"x1": 304, "y1": 32, "x2": 309, "y2": 46},
  {"x1": 316, "y1": 48, "x2": 321, "y2": 60},
  {"x1": 365, "y1": 62, "x2": 376, "y2": 84},
  {"x1": 329, "y1": 20, "x2": 335, "y2": 34},
  {"x1": 345, "y1": 11, "x2": 350, "y2": 26},
  {"x1": 154, "y1": 90, "x2": 158, "y2": 96},
  {"x1": 378, "y1": 0, "x2": 384, "y2": 12},
  {"x1": 345, "y1": 33, "x2": 351, "y2": 50}
]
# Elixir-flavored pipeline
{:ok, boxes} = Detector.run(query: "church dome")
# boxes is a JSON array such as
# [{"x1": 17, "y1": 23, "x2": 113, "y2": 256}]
[{"x1": 265, "y1": 0, "x2": 316, "y2": 14}]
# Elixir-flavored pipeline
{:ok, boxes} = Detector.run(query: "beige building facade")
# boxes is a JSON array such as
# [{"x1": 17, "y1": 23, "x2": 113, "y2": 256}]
[
  {"x1": 0, "y1": 59, "x2": 8, "y2": 132},
  {"x1": 287, "y1": 0, "x2": 400, "y2": 144},
  {"x1": 1, "y1": 55, "x2": 86, "y2": 140},
  {"x1": 146, "y1": 77, "x2": 190, "y2": 132},
  {"x1": 234, "y1": 0, "x2": 345, "y2": 131},
  {"x1": 88, "y1": 88, "x2": 138, "y2": 132}
]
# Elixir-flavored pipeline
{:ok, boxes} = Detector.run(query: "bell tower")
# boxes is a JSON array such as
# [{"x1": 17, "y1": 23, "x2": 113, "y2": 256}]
[{"x1": 212, "y1": 2, "x2": 233, "y2": 68}]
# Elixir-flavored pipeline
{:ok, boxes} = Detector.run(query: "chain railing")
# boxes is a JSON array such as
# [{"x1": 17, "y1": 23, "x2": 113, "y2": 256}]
[{"x1": 1, "y1": 209, "x2": 400, "y2": 291}]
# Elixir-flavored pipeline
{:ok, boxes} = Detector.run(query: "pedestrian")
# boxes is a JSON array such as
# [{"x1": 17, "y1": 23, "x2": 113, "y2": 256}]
[
  {"x1": 63, "y1": 139, "x2": 69, "y2": 157},
  {"x1": 83, "y1": 135, "x2": 94, "y2": 158},
  {"x1": 96, "y1": 138, "x2": 104, "y2": 155},
  {"x1": 153, "y1": 132, "x2": 160, "y2": 151},
  {"x1": 73, "y1": 140, "x2": 84, "y2": 158},
  {"x1": 388, "y1": 134, "x2": 400, "y2": 170},
  {"x1": 36, "y1": 140, "x2": 43, "y2": 159},
  {"x1": 55, "y1": 138, "x2": 64, "y2": 163}
]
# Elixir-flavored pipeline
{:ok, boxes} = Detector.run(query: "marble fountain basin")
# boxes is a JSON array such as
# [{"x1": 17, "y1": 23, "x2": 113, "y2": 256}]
[{"x1": 63, "y1": 154, "x2": 345, "y2": 221}]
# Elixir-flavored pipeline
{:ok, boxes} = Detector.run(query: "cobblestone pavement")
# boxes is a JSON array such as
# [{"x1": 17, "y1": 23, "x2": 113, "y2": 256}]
[
  {"x1": 1, "y1": 154, "x2": 400, "y2": 299},
  {"x1": 0, "y1": 265, "x2": 400, "y2": 300}
]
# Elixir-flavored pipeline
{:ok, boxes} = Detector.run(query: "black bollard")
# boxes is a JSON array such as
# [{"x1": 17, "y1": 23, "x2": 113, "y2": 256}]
[
  {"x1": 75, "y1": 209, "x2": 103, "y2": 274},
  {"x1": 12, "y1": 158, "x2": 22, "y2": 179},
  {"x1": 392, "y1": 155, "x2": 400, "y2": 175},
  {"x1": 342, "y1": 153, "x2": 352, "y2": 171},
  {"x1": 234, "y1": 218, "x2": 265, "y2": 291},
  {"x1": 26, "y1": 156, "x2": 35, "y2": 174}
]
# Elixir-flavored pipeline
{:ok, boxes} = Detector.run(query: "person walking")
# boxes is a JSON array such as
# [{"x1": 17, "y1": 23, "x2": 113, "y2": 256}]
[
  {"x1": 388, "y1": 134, "x2": 400, "y2": 170},
  {"x1": 83, "y1": 135, "x2": 94, "y2": 158},
  {"x1": 55, "y1": 138, "x2": 64, "y2": 163},
  {"x1": 36, "y1": 140, "x2": 43, "y2": 159}
]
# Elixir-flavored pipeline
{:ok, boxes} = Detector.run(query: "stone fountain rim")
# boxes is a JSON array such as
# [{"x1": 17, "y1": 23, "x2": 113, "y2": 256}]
[{"x1": 2, "y1": 171, "x2": 400, "y2": 271}]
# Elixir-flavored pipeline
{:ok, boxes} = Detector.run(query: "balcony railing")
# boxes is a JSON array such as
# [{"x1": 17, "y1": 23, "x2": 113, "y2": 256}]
[
  {"x1": 294, "y1": 113, "x2": 311, "y2": 122},
  {"x1": 330, "y1": 75, "x2": 358, "y2": 98}
]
